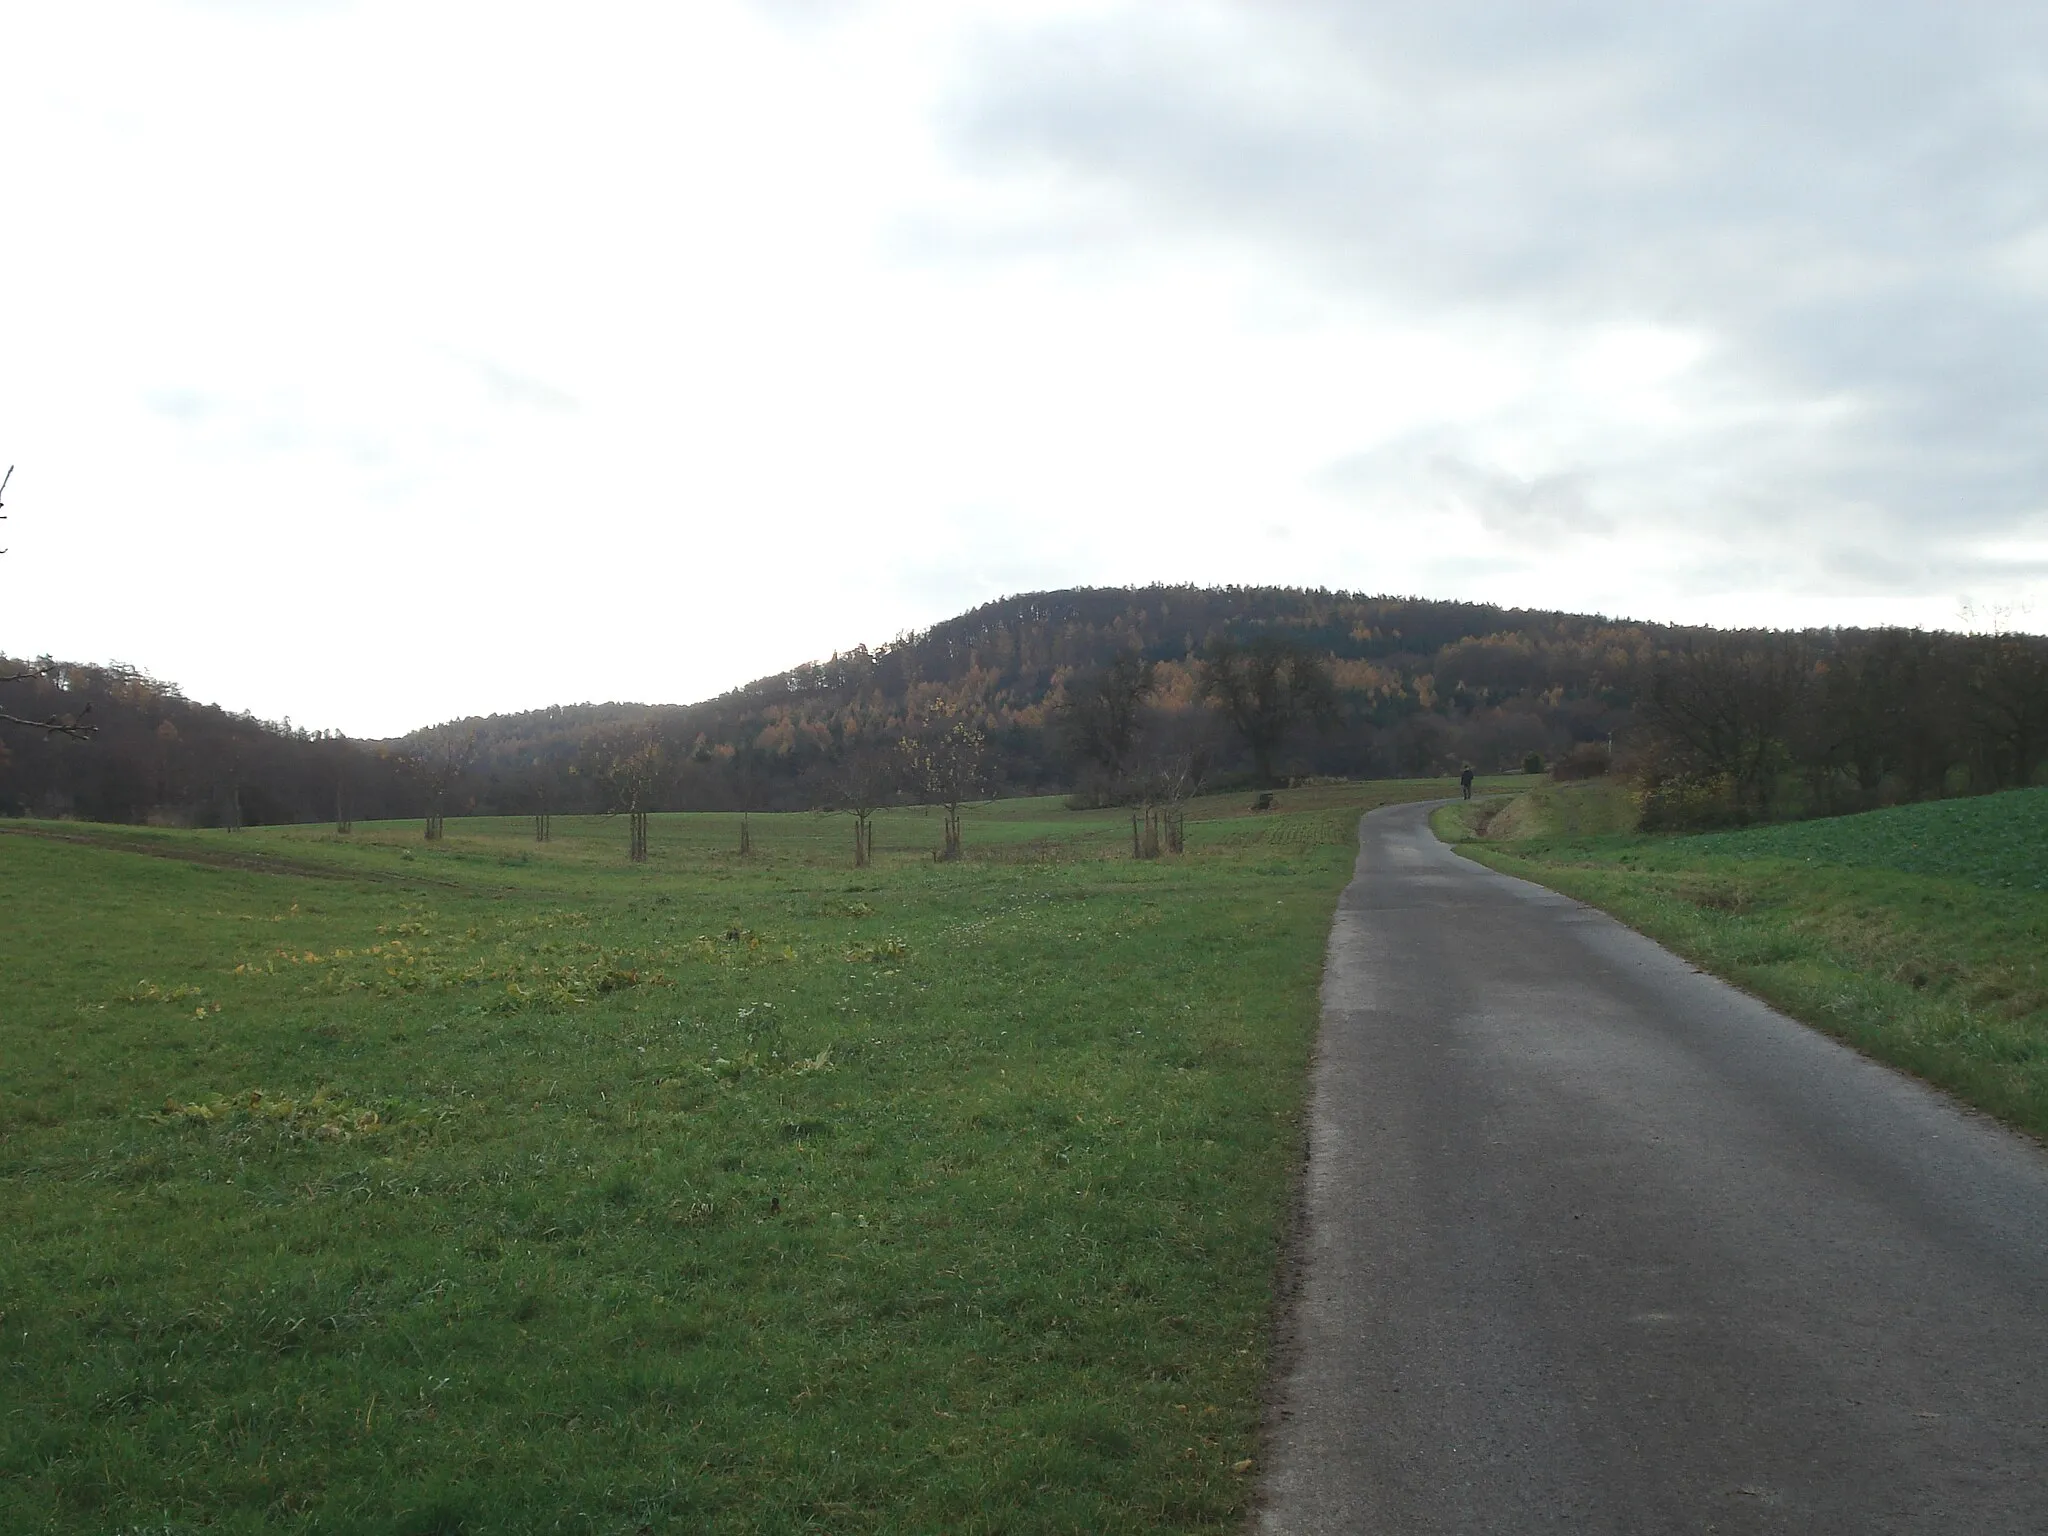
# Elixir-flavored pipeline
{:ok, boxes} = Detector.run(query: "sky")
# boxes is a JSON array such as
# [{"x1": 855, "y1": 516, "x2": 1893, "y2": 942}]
[{"x1": 4, "y1": 0, "x2": 2045, "y2": 737}]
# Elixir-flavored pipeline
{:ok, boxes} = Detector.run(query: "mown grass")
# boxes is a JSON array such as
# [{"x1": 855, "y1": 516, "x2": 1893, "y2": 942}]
[
  {"x1": 1437, "y1": 784, "x2": 2048, "y2": 1142},
  {"x1": 1, "y1": 776, "x2": 1518, "y2": 1534}
]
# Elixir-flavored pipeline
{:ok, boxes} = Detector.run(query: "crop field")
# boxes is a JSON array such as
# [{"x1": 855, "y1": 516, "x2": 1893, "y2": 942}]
[
  {"x1": 1684, "y1": 789, "x2": 2048, "y2": 893},
  {"x1": 1440, "y1": 784, "x2": 2048, "y2": 1142},
  {"x1": 0, "y1": 777, "x2": 1515, "y2": 1534}
]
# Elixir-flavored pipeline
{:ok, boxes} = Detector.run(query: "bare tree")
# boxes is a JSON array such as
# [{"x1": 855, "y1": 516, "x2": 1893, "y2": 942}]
[
  {"x1": 728, "y1": 742, "x2": 768, "y2": 856},
  {"x1": 1640, "y1": 631, "x2": 1810, "y2": 816},
  {"x1": 590, "y1": 729, "x2": 667, "y2": 862},
  {"x1": 825, "y1": 743, "x2": 898, "y2": 867},
  {"x1": 901, "y1": 711, "x2": 988, "y2": 860},
  {"x1": 1965, "y1": 632, "x2": 2048, "y2": 790},
  {"x1": 0, "y1": 659, "x2": 96, "y2": 737},
  {"x1": 1057, "y1": 651, "x2": 1156, "y2": 803},
  {"x1": 1131, "y1": 749, "x2": 1198, "y2": 858},
  {"x1": 1197, "y1": 634, "x2": 1337, "y2": 788},
  {"x1": 1811, "y1": 628, "x2": 1955, "y2": 805},
  {"x1": 332, "y1": 733, "x2": 353, "y2": 833},
  {"x1": 404, "y1": 731, "x2": 478, "y2": 841}
]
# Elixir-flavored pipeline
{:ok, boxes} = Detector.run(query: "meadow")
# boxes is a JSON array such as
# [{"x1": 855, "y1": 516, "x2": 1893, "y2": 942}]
[
  {"x1": 0, "y1": 777, "x2": 1519, "y2": 1534},
  {"x1": 1439, "y1": 782, "x2": 2048, "y2": 1142}
]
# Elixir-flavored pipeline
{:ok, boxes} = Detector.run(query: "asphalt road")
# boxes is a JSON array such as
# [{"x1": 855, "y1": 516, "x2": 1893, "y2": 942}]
[{"x1": 1257, "y1": 800, "x2": 2048, "y2": 1534}]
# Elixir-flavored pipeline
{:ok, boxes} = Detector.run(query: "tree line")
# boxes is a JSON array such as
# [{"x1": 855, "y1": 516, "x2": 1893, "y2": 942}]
[
  {"x1": 3, "y1": 586, "x2": 2042, "y2": 834},
  {"x1": 1633, "y1": 625, "x2": 2048, "y2": 826}
]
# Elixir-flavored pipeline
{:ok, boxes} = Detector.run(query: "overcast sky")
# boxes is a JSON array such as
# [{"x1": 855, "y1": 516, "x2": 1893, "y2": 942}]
[{"x1": 5, "y1": 1, "x2": 2045, "y2": 736}]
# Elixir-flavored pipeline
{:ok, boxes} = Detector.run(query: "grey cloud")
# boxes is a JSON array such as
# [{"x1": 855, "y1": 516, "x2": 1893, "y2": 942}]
[
  {"x1": 925, "y1": 2, "x2": 2048, "y2": 576},
  {"x1": 1323, "y1": 434, "x2": 1610, "y2": 543}
]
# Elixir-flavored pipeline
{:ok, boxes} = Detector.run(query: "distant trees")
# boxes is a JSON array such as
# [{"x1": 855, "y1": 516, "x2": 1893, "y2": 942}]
[
  {"x1": 1638, "y1": 632, "x2": 1809, "y2": 818},
  {"x1": 1631, "y1": 624, "x2": 2048, "y2": 826},
  {"x1": 0, "y1": 657, "x2": 413, "y2": 823},
  {"x1": 3, "y1": 585, "x2": 2042, "y2": 832},
  {"x1": 0, "y1": 659, "x2": 95, "y2": 737},
  {"x1": 1965, "y1": 632, "x2": 2048, "y2": 791},
  {"x1": 1810, "y1": 629, "x2": 1949, "y2": 803},
  {"x1": 1197, "y1": 635, "x2": 1337, "y2": 788},
  {"x1": 1058, "y1": 652, "x2": 1156, "y2": 803}
]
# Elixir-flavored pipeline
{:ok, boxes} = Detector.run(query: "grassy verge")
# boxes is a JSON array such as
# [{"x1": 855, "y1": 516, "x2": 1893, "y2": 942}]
[
  {"x1": 1435, "y1": 783, "x2": 2048, "y2": 1142},
  {"x1": 1, "y1": 776, "x2": 1520, "y2": 1533}
]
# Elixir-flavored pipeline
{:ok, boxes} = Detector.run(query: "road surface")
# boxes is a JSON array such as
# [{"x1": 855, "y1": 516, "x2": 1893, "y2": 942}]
[{"x1": 1258, "y1": 800, "x2": 2048, "y2": 1533}]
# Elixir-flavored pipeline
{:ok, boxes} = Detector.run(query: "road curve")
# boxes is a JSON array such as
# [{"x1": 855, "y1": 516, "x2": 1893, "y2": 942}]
[{"x1": 1257, "y1": 800, "x2": 2048, "y2": 1534}]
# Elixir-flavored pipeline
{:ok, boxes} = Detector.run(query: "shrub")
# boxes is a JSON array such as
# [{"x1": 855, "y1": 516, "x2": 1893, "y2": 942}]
[
  {"x1": 1523, "y1": 752, "x2": 1545, "y2": 775},
  {"x1": 1552, "y1": 742, "x2": 1612, "y2": 781},
  {"x1": 1638, "y1": 773, "x2": 1750, "y2": 831}
]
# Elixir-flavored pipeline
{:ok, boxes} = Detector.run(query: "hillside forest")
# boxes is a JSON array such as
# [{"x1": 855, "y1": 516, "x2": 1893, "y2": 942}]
[{"x1": 3, "y1": 586, "x2": 2043, "y2": 833}]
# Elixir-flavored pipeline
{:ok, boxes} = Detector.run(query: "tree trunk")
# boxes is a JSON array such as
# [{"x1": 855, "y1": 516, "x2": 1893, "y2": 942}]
[
  {"x1": 629, "y1": 809, "x2": 648, "y2": 863},
  {"x1": 739, "y1": 813, "x2": 752, "y2": 856}
]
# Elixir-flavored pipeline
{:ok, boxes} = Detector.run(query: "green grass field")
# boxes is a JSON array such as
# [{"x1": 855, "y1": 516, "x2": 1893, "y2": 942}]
[
  {"x1": 1, "y1": 777, "x2": 1517, "y2": 1534},
  {"x1": 1439, "y1": 782, "x2": 2048, "y2": 1142}
]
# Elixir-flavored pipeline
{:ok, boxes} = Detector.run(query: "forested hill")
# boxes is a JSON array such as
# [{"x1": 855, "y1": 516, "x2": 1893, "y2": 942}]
[
  {"x1": 4, "y1": 584, "x2": 2042, "y2": 825},
  {"x1": 413, "y1": 586, "x2": 1649, "y2": 811}
]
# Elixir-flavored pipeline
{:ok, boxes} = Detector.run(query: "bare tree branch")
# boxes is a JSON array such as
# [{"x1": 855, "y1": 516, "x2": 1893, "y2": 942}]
[
  {"x1": 0, "y1": 706, "x2": 94, "y2": 738},
  {"x1": 0, "y1": 653, "x2": 98, "y2": 737}
]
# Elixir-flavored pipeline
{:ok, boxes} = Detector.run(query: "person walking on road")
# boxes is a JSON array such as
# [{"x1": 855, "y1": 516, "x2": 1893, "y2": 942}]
[{"x1": 1459, "y1": 765, "x2": 1475, "y2": 800}]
